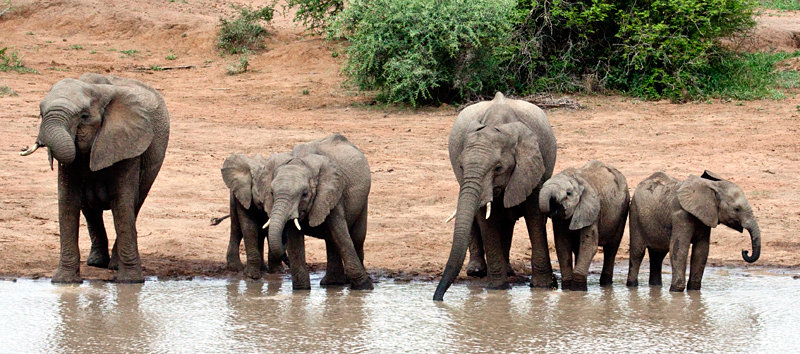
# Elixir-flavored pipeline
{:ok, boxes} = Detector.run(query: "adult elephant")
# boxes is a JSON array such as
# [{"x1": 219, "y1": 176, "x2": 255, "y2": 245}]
[
  {"x1": 221, "y1": 134, "x2": 373, "y2": 290},
  {"x1": 538, "y1": 160, "x2": 629, "y2": 291},
  {"x1": 434, "y1": 92, "x2": 557, "y2": 301},
  {"x1": 20, "y1": 73, "x2": 169, "y2": 283},
  {"x1": 626, "y1": 171, "x2": 761, "y2": 292}
]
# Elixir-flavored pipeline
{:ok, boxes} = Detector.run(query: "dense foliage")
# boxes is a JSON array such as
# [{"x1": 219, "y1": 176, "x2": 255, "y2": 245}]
[
  {"x1": 217, "y1": 5, "x2": 275, "y2": 55},
  {"x1": 330, "y1": 0, "x2": 513, "y2": 105},
  {"x1": 285, "y1": 0, "x2": 344, "y2": 33},
  {"x1": 326, "y1": 0, "x2": 786, "y2": 105}
]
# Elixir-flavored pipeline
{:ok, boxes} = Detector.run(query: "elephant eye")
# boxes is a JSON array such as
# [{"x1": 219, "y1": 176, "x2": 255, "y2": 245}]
[
  {"x1": 302, "y1": 191, "x2": 309, "y2": 198},
  {"x1": 80, "y1": 113, "x2": 90, "y2": 121},
  {"x1": 734, "y1": 207, "x2": 741, "y2": 212},
  {"x1": 566, "y1": 191, "x2": 572, "y2": 197},
  {"x1": 494, "y1": 165, "x2": 502, "y2": 172}
]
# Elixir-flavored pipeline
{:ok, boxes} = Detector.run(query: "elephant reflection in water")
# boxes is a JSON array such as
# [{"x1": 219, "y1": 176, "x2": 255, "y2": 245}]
[
  {"x1": 54, "y1": 283, "x2": 150, "y2": 351},
  {"x1": 223, "y1": 279, "x2": 367, "y2": 352}
]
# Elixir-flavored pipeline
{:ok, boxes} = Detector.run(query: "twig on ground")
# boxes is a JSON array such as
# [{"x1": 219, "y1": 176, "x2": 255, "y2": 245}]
[{"x1": 133, "y1": 65, "x2": 196, "y2": 71}]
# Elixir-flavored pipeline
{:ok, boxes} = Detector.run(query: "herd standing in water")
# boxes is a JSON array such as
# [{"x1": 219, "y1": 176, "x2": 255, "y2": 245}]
[{"x1": 20, "y1": 74, "x2": 761, "y2": 301}]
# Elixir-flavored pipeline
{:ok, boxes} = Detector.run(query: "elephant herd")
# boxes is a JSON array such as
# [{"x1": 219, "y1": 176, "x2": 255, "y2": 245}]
[{"x1": 20, "y1": 74, "x2": 761, "y2": 301}]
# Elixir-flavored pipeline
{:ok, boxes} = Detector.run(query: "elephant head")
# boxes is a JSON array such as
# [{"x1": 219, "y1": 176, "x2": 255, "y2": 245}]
[
  {"x1": 222, "y1": 152, "x2": 344, "y2": 266},
  {"x1": 677, "y1": 171, "x2": 760, "y2": 263},
  {"x1": 21, "y1": 75, "x2": 156, "y2": 171},
  {"x1": 434, "y1": 104, "x2": 546, "y2": 301},
  {"x1": 538, "y1": 170, "x2": 600, "y2": 230}
]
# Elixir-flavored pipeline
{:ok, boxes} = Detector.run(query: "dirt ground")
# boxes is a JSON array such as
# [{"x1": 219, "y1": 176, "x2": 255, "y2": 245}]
[{"x1": 1, "y1": 0, "x2": 799, "y2": 282}]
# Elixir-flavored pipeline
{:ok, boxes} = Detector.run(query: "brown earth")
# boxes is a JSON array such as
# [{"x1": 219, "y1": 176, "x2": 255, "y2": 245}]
[{"x1": 1, "y1": 0, "x2": 799, "y2": 282}]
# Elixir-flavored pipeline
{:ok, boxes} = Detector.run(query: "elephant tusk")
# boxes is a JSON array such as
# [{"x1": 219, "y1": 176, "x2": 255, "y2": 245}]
[
  {"x1": 262, "y1": 218, "x2": 271, "y2": 229},
  {"x1": 294, "y1": 218, "x2": 302, "y2": 231},
  {"x1": 20, "y1": 143, "x2": 40, "y2": 156},
  {"x1": 485, "y1": 202, "x2": 492, "y2": 220},
  {"x1": 445, "y1": 208, "x2": 457, "y2": 223}
]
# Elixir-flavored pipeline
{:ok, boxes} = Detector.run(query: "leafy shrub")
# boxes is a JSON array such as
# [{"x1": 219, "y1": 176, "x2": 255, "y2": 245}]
[
  {"x1": 218, "y1": 4, "x2": 275, "y2": 55},
  {"x1": 330, "y1": 0, "x2": 514, "y2": 105},
  {"x1": 285, "y1": 0, "x2": 344, "y2": 33},
  {"x1": 0, "y1": 47, "x2": 38, "y2": 74}
]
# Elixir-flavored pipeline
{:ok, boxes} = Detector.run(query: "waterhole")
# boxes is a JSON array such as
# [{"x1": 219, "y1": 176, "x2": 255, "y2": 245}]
[{"x1": 1, "y1": 268, "x2": 798, "y2": 353}]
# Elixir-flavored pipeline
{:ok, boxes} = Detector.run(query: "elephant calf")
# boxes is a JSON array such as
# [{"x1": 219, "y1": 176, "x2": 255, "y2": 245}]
[
  {"x1": 539, "y1": 160, "x2": 629, "y2": 291},
  {"x1": 221, "y1": 134, "x2": 373, "y2": 290},
  {"x1": 626, "y1": 171, "x2": 761, "y2": 292}
]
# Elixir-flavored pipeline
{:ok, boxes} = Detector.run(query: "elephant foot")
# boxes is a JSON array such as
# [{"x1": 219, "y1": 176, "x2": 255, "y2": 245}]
[
  {"x1": 530, "y1": 273, "x2": 558, "y2": 289},
  {"x1": 114, "y1": 265, "x2": 144, "y2": 284},
  {"x1": 86, "y1": 249, "x2": 110, "y2": 269},
  {"x1": 599, "y1": 274, "x2": 613, "y2": 287},
  {"x1": 569, "y1": 281, "x2": 588, "y2": 291},
  {"x1": 648, "y1": 275, "x2": 662, "y2": 286},
  {"x1": 485, "y1": 280, "x2": 511, "y2": 290},
  {"x1": 669, "y1": 284, "x2": 686, "y2": 292},
  {"x1": 349, "y1": 275, "x2": 374, "y2": 290},
  {"x1": 244, "y1": 264, "x2": 262, "y2": 280},
  {"x1": 561, "y1": 280, "x2": 571, "y2": 290},
  {"x1": 226, "y1": 258, "x2": 244, "y2": 272},
  {"x1": 320, "y1": 273, "x2": 348, "y2": 287},
  {"x1": 626, "y1": 280, "x2": 639, "y2": 287},
  {"x1": 466, "y1": 259, "x2": 487, "y2": 278},
  {"x1": 687, "y1": 281, "x2": 702, "y2": 291},
  {"x1": 266, "y1": 262, "x2": 284, "y2": 274},
  {"x1": 52, "y1": 267, "x2": 82, "y2": 284},
  {"x1": 108, "y1": 256, "x2": 119, "y2": 271}
]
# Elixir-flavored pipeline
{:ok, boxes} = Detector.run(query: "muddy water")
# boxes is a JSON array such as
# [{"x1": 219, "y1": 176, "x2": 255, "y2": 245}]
[{"x1": 1, "y1": 268, "x2": 798, "y2": 353}]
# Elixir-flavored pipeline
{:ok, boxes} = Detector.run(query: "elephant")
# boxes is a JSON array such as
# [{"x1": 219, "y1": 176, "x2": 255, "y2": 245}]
[
  {"x1": 434, "y1": 92, "x2": 558, "y2": 301},
  {"x1": 216, "y1": 155, "x2": 288, "y2": 278},
  {"x1": 221, "y1": 134, "x2": 373, "y2": 290},
  {"x1": 538, "y1": 160, "x2": 630, "y2": 291},
  {"x1": 20, "y1": 73, "x2": 170, "y2": 283},
  {"x1": 626, "y1": 171, "x2": 761, "y2": 292}
]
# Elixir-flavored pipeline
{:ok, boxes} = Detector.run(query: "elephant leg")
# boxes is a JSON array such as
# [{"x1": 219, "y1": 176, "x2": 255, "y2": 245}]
[
  {"x1": 83, "y1": 207, "x2": 110, "y2": 269},
  {"x1": 52, "y1": 165, "x2": 83, "y2": 284},
  {"x1": 328, "y1": 206, "x2": 372, "y2": 290},
  {"x1": 687, "y1": 229, "x2": 711, "y2": 291},
  {"x1": 553, "y1": 220, "x2": 574, "y2": 290},
  {"x1": 226, "y1": 196, "x2": 244, "y2": 272},
  {"x1": 524, "y1": 202, "x2": 556, "y2": 289},
  {"x1": 238, "y1": 206, "x2": 264, "y2": 279},
  {"x1": 501, "y1": 221, "x2": 515, "y2": 277},
  {"x1": 350, "y1": 207, "x2": 368, "y2": 265},
  {"x1": 466, "y1": 219, "x2": 487, "y2": 278},
  {"x1": 668, "y1": 224, "x2": 692, "y2": 292},
  {"x1": 109, "y1": 160, "x2": 144, "y2": 283},
  {"x1": 627, "y1": 208, "x2": 645, "y2": 287},
  {"x1": 257, "y1": 226, "x2": 268, "y2": 272},
  {"x1": 600, "y1": 220, "x2": 625, "y2": 287},
  {"x1": 321, "y1": 238, "x2": 348, "y2": 286},
  {"x1": 571, "y1": 225, "x2": 599, "y2": 291},
  {"x1": 286, "y1": 228, "x2": 310, "y2": 290},
  {"x1": 648, "y1": 249, "x2": 667, "y2": 286},
  {"x1": 477, "y1": 216, "x2": 509, "y2": 290}
]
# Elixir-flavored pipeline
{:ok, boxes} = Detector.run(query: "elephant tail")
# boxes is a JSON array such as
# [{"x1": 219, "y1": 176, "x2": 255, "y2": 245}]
[{"x1": 210, "y1": 214, "x2": 231, "y2": 226}]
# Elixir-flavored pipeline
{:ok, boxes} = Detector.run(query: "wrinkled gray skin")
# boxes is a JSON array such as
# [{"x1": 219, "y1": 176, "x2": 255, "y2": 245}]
[
  {"x1": 626, "y1": 171, "x2": 761, "y2": 292},
  {"x1": 221, "y1": 134, "x2": 373, "y2": 290},
  {"x1": 538, "y1": 160, "x2": 629, "y2": 291},
  {"x1": 22, "y1": 74, "x2": 169, "y2": 283},
  {"x1": 434, "y1": 92, "x2": 557, "y2": 301}
]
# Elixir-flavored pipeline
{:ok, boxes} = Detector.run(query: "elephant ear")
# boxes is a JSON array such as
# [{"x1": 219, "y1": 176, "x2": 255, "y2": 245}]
[
  {"x1": 221, "y1": 154, "x2": 260, "y2": 209},
  {"x1": 253, "y1": 153, "x2": 293, "y2": 213},
  {"x1": 498, "y1": 122, "x2": 545, "y2": 208},
  {"x1": 90, "y1": 88, "x2": 155, "y2": 171},
  {"x1": 701, "y1": 170, "x2": 723, "y2": 181},
  {"x1": 569, "y1": 176, "x2": 600, "y2": 230},
  {"x1": 305, "y1": 154, "x2": 345, "y2": 227},
  {"x1": 678, "y1": 175, "x2": 719, "y2": 228}
]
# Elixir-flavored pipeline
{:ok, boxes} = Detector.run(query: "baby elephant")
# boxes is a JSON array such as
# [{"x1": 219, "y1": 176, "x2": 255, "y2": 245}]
[
  {"x1": 539, "y1": 160, "x2": 629, "y2": 290},
  {"x1": 626, "y1": 171, "x2": 761, "y2": 292},
  {"x1": 221, "y1": 134, "x2": 373, "y2": 290}
]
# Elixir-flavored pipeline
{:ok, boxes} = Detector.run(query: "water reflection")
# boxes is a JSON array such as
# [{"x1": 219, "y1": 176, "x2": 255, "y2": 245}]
[{"x1": 0, "y1": 269, "x2": 798, "y2": 353}]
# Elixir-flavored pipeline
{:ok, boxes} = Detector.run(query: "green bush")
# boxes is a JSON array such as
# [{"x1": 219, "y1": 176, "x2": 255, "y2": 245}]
[
  {"x1": 218, "y1": 4, "x2": 275, "y2": 55},
  {"x1": 330, "y1": 0, "x2": 514, "y2": 105},
  {"x1": 0, "y1": 47, "x2": 38, "y2": 74},
  {"x1": 285, "y1": 0, "x2": 344, "y2": 33}
]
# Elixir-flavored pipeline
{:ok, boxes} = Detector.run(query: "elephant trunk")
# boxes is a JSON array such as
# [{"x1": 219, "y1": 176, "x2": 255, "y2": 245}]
[
  {"x1": 434, "y1": 178, "x2": 482, "y2": 301},
  {"x1": 742, "y1": 218, "x2": 761, "y2": 263},
  {"x1": 267, "y1": 197, "x2": 293, "y2": 263},
  {"x1": 538, "y1": 183, "x2": 559, "y2": 215},
  {"x1": 38, "y1": 115, "x2": 76, "y2": 166}
]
